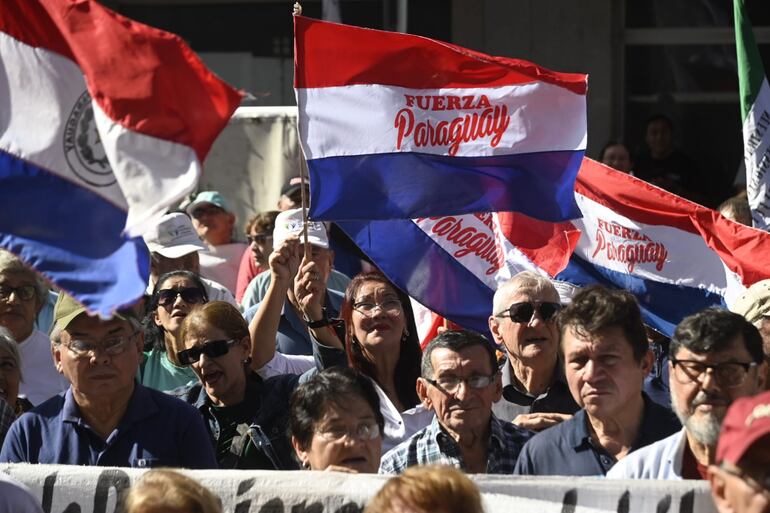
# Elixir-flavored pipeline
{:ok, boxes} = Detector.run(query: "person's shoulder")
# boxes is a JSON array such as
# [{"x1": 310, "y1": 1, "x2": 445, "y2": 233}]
[
  {"x1": 520, "y1": 410, "x2": 580, "y2": 453},
  {"x1": 261, "y1": 372, "x2": 300, "y2": 396},
  {"x1": 23, "y1": 393, "x2": 66, "y2": 420},
  {"x1": 495, "y1": 416, "x2": 535, "y2": 442},
  {"x1": 607, "y1": 430, "x2": 682, "y2": 479},
  {"x1": 146, "y1": 383, "x2": 201, "y2": 413},
  {"x1": 379, "y1": 427, "x2": 427, "y2": 474}
]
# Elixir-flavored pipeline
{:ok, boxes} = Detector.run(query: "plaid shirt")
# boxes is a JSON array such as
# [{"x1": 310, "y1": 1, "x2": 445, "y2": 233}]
[{"x1": 379, "y1": 413, "x2": 533, "y2": 474}]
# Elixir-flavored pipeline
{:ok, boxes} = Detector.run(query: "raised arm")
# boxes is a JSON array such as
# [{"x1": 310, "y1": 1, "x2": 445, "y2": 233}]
[
  {"x1": 248, "y1": 238, "x2": 300, "y2": 371},
  {"x1": 293, "y1": 255, "x2": 345, "y2": 351}
]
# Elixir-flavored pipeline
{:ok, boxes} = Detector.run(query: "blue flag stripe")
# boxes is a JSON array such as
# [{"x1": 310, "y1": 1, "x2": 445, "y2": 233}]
[
  {"x1": 309, "y1": 149, "x2": 584, "y2": 222},
  {"x1": 0, "y1": 149, "x2": 149, "y2": 315}
]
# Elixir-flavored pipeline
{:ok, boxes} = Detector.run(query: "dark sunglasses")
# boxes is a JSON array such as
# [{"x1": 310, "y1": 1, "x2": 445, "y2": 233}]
[
  {"x1": 157, "y1": 287, "x2": 205, "y2": 307},
  {"x1": 177, "y1": 339, "x2": 238, "y2": 366},
  {"x1": 246, "y1": 234, "x2": 272, "y2": 245},
  {"x1": 496, "y1": 301, "x2": 562, "y2": 323}
]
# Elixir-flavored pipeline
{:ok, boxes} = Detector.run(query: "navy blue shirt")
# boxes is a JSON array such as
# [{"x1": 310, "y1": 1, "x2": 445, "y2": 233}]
[
  {"x1": 513, "y1": 393, "x2": 680, "y2": 476},
  {"x1": 0, "y1": 383, "x2": 217, "y2": 468},
  {"x1": 245, "y1": 289, "x2": 343, "y2": 356}
]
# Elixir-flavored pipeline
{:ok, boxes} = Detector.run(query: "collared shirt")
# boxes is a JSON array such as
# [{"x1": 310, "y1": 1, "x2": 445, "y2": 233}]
[
  {"x1": 240, "y1": 268, "x2": 351, "y2": 310},
  {"x1": 513, "y1": 393, "x2": 681, "y2": 476},
  {"x1": 492, "y1": 358, "x2": 579, "y2": 423},
  {"x1": 244, "y1": 289, "x2": 344, "y2": 356},
  {"x1": 606, "y1": 428, "x2": 687, "y2": 480},
  {"x1": 0, "y1": 383, "x2": 216, "y2": 468},
  {"x1": 379, "y1": 414, "x2": 533, "y2": 475}
]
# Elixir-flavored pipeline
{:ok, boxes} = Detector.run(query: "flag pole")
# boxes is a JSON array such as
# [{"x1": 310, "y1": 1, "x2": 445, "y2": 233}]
[{"x1": 293, "y1": 1, "x2": 310, "y2": 260}]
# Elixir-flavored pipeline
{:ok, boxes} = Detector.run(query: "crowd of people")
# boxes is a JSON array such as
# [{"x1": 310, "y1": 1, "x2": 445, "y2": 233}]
[{"x1": 0, "y1": 172, "x2": 769, "y2": 513}]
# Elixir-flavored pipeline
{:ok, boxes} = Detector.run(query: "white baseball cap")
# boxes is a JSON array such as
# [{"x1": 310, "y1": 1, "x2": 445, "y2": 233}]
[
  {"x1": 143, "y1": 212, "x2": 207, "y2": 258},
  {"x1": 273, "y1": 208, "x2": 329, "y2": 249}
]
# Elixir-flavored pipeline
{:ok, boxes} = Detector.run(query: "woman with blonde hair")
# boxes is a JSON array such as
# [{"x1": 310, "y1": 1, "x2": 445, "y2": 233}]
[
  {"x1": 364, "y1": 465, "x2": 484, "y2": 513},
  {"x1": 123, "y1": 469, "x2": 220, "y2": 513}
]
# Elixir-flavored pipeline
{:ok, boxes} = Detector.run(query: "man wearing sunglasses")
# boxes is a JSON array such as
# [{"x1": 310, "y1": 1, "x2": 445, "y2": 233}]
[
  {"x1": 379, "y1": 330, "x2": 533, "y2": 474},
  {"x1": 514, "y1": 286, "x2": 680, "y2": 476},
  {"x1": 709, "y1": 390, "x2": 770, "y2": 513},
  {"x1": 0, "y1": 294, "x2": 216, "y2": 468},
  {"x1": 489, "y1": 272, "x2": 579, "y2": 431},
  {"x1": 608, "y1": 308, "x2": 766, "y2": 480}
]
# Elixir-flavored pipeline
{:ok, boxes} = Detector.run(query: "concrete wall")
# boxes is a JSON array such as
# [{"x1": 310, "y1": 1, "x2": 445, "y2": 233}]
[{"x1": 451, "y1": 0, "x2": 623, "y2": 158}]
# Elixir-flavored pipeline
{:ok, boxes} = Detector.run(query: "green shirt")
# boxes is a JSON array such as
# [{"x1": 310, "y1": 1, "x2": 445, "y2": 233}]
[{"x1": 138, "y1": 348, "x2": 198, "y2": 392}]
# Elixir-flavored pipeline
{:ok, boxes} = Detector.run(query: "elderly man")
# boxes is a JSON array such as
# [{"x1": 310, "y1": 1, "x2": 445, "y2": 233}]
[
  {"x1": 240, "y1": 208, "x2": 350, "y2": 310},
  {"x1": 0, "y1": 250, "x2": 67, "y2": 405},
  {"x1": 514, "y1": 286, "x2": 680, "y2": 476},
  {"x1": 185, "y1": 191, "x2": 248, "y2": 294},
  {"x1": 143, "y1": 212, "x2": 237, "y2": 307},
  {"x1": 731, "y1": 279, "x2": 770, "y2": 389},
  {"x1": 608, "y1": 308, "x2": 766, "y2": 479},
  {"x1": 0, "y1": 294, "x2": 216, "y2": 467},
  {"x1": 489, "y1": 271, "x2": 578, "y2": 431},
  {"x1": 709, "y1": 390, "x2": 770, "y2": 513},
  {"x1": 379, "y1": 330, "x2": 533, "y2": 474},
  {"x1": 244, "y1": 209, "x2": 347, "y2": 356}
]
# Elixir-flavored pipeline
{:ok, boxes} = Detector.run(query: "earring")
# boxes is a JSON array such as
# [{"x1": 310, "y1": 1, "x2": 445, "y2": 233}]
[
  {"x1": 302, "y1": 460, "x2": 310, "y2": 470},
  {"x1": 402, "y1": 328, "x2": 410, "y2": 341}
]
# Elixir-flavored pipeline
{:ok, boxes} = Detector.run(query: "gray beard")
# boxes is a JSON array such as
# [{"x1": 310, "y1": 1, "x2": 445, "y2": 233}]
[{"x1": 670, "y1": 390, "x2": 723, "y2": 447}]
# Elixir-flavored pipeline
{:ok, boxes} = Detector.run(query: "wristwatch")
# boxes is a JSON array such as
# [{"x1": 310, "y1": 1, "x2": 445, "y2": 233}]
[{"x1": 305, "y1": 308, "x2": 332, "y2": 328}]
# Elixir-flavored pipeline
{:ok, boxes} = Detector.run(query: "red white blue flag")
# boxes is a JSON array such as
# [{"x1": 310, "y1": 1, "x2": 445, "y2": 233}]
[
  {"x1": 0, "y1": 0, "x2": 242, "y2": 317},
  {"x1": 294, "y1": 15, "x2": 587, "y2": 222},
  {"x1": 339, "y1": 158, "x2": 770, "y2": 338}
]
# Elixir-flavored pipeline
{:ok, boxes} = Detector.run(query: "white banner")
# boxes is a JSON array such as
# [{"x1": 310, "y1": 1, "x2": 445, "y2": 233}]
[{"x1": 2, "y1": 464, "x2": 717, "y2": 513}]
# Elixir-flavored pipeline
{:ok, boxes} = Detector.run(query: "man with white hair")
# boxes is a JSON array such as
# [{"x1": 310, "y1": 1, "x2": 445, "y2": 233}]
[
  {"x1": 488, "y1": 271, "x2": 578, "y2": 431},
  {"x1": 608, "y1": 308, "x2": 766, "y2": 479},
  {"x1": 143, "y1": 212, "x2": 237, "y2": 308},
  {"x1": 0, "y1": 250, "x2": 67, "y2": 405}
]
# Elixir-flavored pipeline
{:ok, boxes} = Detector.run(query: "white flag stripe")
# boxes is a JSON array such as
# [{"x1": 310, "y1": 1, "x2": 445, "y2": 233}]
[
  {"x1": 298, "y1": 82, "x2": 587, "y2": 160},
  {"x1": 0, "y1": 32, "x2": 126, "y2": 208},
  {"x1": 742, "y1": 77, "x2": 770, "y2": 228}
]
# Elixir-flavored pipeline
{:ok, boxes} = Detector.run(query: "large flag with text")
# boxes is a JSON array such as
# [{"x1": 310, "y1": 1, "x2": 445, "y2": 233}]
[
  {"x1": 735, "y1": 0, "x2": 770, "y2": 229},
  {"x1": 0, "y1": 0, "x2": 242, "y2": 317},
  {"x1": 294, "y1": 15, "x2": 587, "y2": 223},
  {"x1": 340, "y1": 158, "x2": 770, "y2": 338}
]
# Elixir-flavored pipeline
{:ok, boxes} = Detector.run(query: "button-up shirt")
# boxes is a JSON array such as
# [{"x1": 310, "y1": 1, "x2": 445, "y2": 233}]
[
  {"x1": 379, "y1": 414, "x2": 533, "y2": 475},
  {"x1": 513, "y1": 393, "x2": 681, "y2": 476},
  {"x1": 0, "y1": 383, "x2": 216, "y2": 468},
  {"x1": 492, "y1": 358, "x2": 580, "y2": 423},
  {"x1": 244, "y1": 289, "x2": 344, "y2": 356}
]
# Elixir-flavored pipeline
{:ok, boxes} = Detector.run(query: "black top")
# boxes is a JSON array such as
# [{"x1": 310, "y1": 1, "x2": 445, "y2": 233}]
[
  {"x1": 492, "y1": 358, "x2": 579, "y2": 423},
  {"x1": 513, "y1": 393, "x2": 681, "y2": 476}
]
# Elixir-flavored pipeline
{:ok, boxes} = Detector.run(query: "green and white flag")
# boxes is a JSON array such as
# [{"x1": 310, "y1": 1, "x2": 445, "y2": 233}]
[{"x1": 735, "y1": 0, "x2": 770, "y2": 229}]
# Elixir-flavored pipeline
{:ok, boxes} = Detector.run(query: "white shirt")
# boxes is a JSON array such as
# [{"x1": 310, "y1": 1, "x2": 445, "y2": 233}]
[
  {"x1": 199, "y1": 242, "x2": 248, "y2": 294},
  {"x1": 255, "y1": 353, "x2": 433, "y2": 454},
  {"x1": 17, "y1": 330, "x2": 68, "y2": 406},
  {"x1": 606, "y1": 428, "x2": 687, "y2": 480}
]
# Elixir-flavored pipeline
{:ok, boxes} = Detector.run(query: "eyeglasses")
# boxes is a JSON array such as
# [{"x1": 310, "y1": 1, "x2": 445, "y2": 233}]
[
  {"x1": 190, "y1": 205, "x2": 225, "y2": 219},
  {"x1": 670, "y1": 358, "x2": 759, "y2": 388},
  {"x1": 315, "y1": 422, "x2": 381, "y2": 442},
  {"x1": 425, "y1": 373, "x2": 499, "y2": 394},
  {"x1": 64, "y1": 331, "x2": 140, "y2": 358},
  {"x1": 0, "y1": 284, "x2": 36, "y2": 302},
  {"x1": 246, "y1": 234, "x2": 272, "y2": 245},
  {"x1": 721, "y1": 463, "x2": 770, "y2": 494},
  {"x1": 156, "y1": 287, "x2": 205, "y2": 308},
  {"x1": 353, "y1": 299, "x2": 402, "y2": 317},
  {"x1": 496, "y1": 301, "x2": 562, "y2": 323},
  {"x1": 177, "y1": 339, "x2": 238, "y2": 366}
]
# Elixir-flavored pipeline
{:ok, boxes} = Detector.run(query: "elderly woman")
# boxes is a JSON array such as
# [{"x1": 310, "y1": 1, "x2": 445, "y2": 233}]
[
  {"x1": 0, "y1": 328, "x2": 23, "y2": 444},
  {"x1": 290, "y1": 367, "x2": 383, "y2": 473},
  {"x1": 174, "y1": 300, "x2": 344, "y2": 469},
  {"x1": 140, "y1": 270, "x2": 208, "y2": 391}
]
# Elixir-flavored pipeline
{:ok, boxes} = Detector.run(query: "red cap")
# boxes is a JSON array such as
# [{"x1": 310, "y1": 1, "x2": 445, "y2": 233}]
[{"x1": 716, "y1": 390, "x2": 770, "y2": 465}]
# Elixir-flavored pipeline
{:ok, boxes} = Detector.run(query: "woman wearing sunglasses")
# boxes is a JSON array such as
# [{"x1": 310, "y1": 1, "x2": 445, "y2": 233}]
[
  {"x1": 140, "y1": 271, "x2": 208, "y2": 392},
  {"x1": 174, "y1": 300, "x2": 344, "y2": 470},
  {"x1": 289, "y1": 367, "x2": 383, "y2": 473}
]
